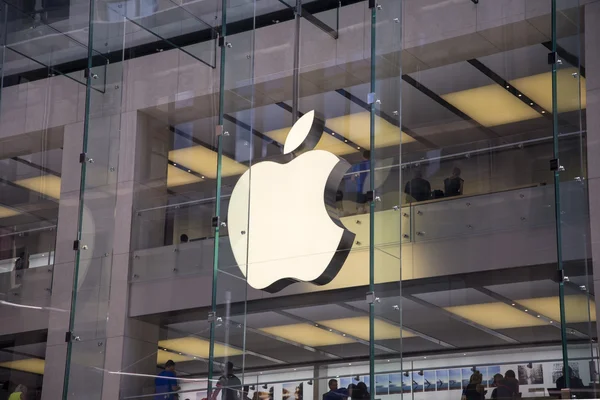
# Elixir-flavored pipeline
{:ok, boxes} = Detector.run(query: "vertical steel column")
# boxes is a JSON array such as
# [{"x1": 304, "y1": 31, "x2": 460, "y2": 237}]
[{"x1": 292, "y1": 0, "x2": 301, "y2": 123}]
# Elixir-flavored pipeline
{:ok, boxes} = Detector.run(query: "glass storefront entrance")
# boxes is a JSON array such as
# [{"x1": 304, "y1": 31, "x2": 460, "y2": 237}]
[{"x1": 0, "y1": 0, "x2": 596, "y2": 399}]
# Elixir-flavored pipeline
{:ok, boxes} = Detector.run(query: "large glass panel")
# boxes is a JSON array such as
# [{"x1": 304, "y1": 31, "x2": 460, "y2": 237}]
[{"x1": 553, "y1": 0, "x2": 596, "y2": 397}]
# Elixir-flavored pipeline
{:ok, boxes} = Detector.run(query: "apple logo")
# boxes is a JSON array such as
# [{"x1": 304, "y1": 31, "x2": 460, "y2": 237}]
[{"x1": 227, "y1": 110, "x2": 356, "y2": 293}]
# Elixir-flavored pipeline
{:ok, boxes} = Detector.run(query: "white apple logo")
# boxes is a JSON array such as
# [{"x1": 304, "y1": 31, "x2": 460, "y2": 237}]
[{"x1": 227, "y1": 110, "x2": 356, "y2": 293}]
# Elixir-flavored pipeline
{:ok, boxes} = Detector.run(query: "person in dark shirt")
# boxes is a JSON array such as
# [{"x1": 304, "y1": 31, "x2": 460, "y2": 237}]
[
  {"x1": 494, "y1": 370, "x2": 519, "y2": 400},
  {"x1": 490, "y1": 373, "x2": 503, "y2": 399},
  {"x1": 462, "y1": 372, "x2": 485, "y2": 400},
  {"x1": 404, "y1": 170, "x2": 431, "y2": 202},
  {"x1": 211, "y1": 362, "x2": 242, "y2": 400},
  {"x1": 556, "y1": 366, "x2": 585, "y2": 397},
  {"x1": 444, "y1": 167, "x2": 464, "y2": 197},
  {"x1": 323, "y1": 379, "x2": 348, "y2": 400},
  {"x1": 155, "y1": 360, "x2": 180, "y2": 400}
]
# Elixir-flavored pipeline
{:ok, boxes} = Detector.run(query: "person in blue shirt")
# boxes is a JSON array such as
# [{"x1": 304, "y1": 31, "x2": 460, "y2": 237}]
[
  {"x1": 323, "y1": 379, "x2": 349, "y2": 400},
  {"x1": 155, "y1": 360, "x2": 180, "y2": 400}
]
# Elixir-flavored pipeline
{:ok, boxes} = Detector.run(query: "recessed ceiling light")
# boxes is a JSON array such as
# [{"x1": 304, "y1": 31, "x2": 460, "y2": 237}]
[
  {"x1": 542, "y1": 111, "x2": 546, "y2": 114},
  {"x1": 524, "y1": 309, "x2": 528, "y2": 312},
  {"x1": 511, "y1": 303, "x2": 515, "y2": 306},
  {"x1": 505, "y1": 85, "x2": 510, "y2": 89},
  {"x1": 530, "y1": 103, "x2": 534, "y2": 106},
  {"x1": 518, "y1": 94, "x2": 522, "y2": 97},
  {"x1": 187, "y1": 170, "x2": 191, "y2": 173}
]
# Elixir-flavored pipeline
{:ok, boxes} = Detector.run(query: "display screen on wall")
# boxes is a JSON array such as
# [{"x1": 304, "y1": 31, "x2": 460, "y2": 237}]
[
  {"x1": 487, "y1": 366, "x2": 501, "y2": 386},
  {"x1": 411, "y1": 371, "x2": 423, "y2": 392},
  {"x1": 436, "y1": 370, "x2": 449, "y2": 390},
  {"x1": 462, "y1": 368, "x2": 473, "y2": 387},
  {"x1": 424, "y1": 370, "x2": 435, "y2": 392},
  {"x1": 375, "y1": 374, "x2": 389, "y2": 395},
  {"x1": 518, "y1": 364, "x2": 544, "y2": 385},
  {"x1": 282, "y1": 382, "x2": 302, "y2": 400},
  {"x1": 389, "y1": 374, "x2": 403, "y2": 395},
  {"x1": 449, "y1": 369, "x2": 461, "y2": 390}
]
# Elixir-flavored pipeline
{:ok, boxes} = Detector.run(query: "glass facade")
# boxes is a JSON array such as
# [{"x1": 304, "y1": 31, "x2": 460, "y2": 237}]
[{"x1": 0, "y1": 0, "x2": 598, "y2": 399}]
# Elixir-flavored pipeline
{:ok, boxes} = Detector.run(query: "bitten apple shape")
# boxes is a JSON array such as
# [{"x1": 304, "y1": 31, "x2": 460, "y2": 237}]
[{"x1": 227, "y1": 110, "x2": 355, "y2": 293}]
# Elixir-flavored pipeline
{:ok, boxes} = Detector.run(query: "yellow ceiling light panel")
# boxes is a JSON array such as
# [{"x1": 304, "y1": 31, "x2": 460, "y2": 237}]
[
  {"x1": 14, "y1": 175, "x2": 61, "y2": 199},
  {"x1": 263, "y1": 127, "x2": 358, "y2": 156},
  {"x1": 318, "y1": 316, "x2": 414, "y2": 340},
  {"x1": 441, "y1": 85, "x2": 541, "y2": 127},
  {"x1": 517, "y1": 295, "x2": 596, "y2": 324},
  {"x1": 444, "y1": 302, "x2": 547, "y2": 329},
  {"x1": 510, "y1": 68, "x2": 586, "y2": 113},
  {"x1": 157, "y1": 349, "x2": 193, "y2": 365},
  {"x1": 260, "y1": 323, "x2": 355, "y2": 347},
  {"x1": 0, "y1": 358, "x2": 45, "y2": 375},
  {"x1": 158, "y1": 337, "x2": 242, "y2": 358},
  {"x1": 0, "y1": 205, "x2": 21, "y2": 219},
  {"x1": 167, "y1": 164, "x2": 203, "y2": 187},
  {"x1": 326, "y1": 112, "x2": 415, "y2": 148},
  {"x1": 169, "y1": 146, "x2": 247, "y2": 179}
]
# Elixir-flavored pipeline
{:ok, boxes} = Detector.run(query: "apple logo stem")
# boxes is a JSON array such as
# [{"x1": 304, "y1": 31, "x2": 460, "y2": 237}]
[{"x1": 228, "y1": 110, "x2": 356, "y2": 293}]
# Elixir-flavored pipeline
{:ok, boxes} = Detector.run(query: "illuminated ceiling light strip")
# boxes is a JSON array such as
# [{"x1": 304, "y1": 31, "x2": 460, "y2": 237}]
[
  {"x1": 404, "y1": 294, "x2": 519, "y2": 344},
  {"x1": 223, "y1": 318, "x2": 340, "y2": 360},
  {"x1": 474, "y1": 287, "x2": 588, "y2": 339},
  {"x1": 337, "y1": 303, "x2": 455, "y2": 349},
  {"x1": 167, "y1": 160, "x2": 205, "y2": 180},
  {"x1": 0, "y1": 358, "x2": 45, "y2": 375},
  {"x1": 275, "y1": 102, "x2": 364, "y2": 151},
  {"x1": 13, "y1": 175, "x2": 61, "y2": 199},
  {"x1": 0, "y1": 205, "x2": 21, "y2": 219},
  {"x1": 160, "y1": 327, "x2": 285, "y2": 365},
  {"x1": 334, "y1": 89, "x2": 438, "y2": 149},
  {"x1": 276, "y1": 310, "x2": 398, "y2": 354},
  {"x1": 401, "y1": 74, "x2": 500, "y2": 138},
  {"x1": 466, "y1": 59, "x2": 551, "y2": 117}
]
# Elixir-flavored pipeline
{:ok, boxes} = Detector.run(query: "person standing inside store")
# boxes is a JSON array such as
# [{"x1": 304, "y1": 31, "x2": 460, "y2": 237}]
[
  {"x1": 323, "y1": 379, "x2": 348, "y2": 400},
  {"x1": 155, "y1": 360, "x2": 180, "y2": 400},
  {"x1": 211, "y1": 362, "x2": 242, "y2": 400},
  {"x1": 461, "y1": 372, "x2": 484, "y2": 400},
  {"x1": 404, "y1": 170, "x2": 432, "y2": 202},
  {"x1": 444, "y1": 167, "x2": 464, "y2": 197},
  {"x1": 556, "y1": 366, "x2": 585, "y2": 395}
]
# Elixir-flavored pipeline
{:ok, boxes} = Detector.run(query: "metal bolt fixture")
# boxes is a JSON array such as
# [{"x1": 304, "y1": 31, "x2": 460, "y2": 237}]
[
  {"x1": 81, "y1": 245, "x2": 89, "y2": 250},
  {"x1": 557, "y1": 59, "x2": 563, "y2": 65},
  {"x1": 417, "y1": 210, "x2": 423, "y2": 215},
  {"x1": 91, "y1": 73, "x2": 98, "y2": 79},
  {"x1": 104, "y1": 253, "x2": 109, "y2": 257},
  {"x1": 376, "y1": 4, "x2": 382, "y2": 10},
  {"x1": 393, "y1": 110, "x2": 399, "y2": 115},
  {"x1": 375, "y1": 99, "x2": 381, "y2": 104},
  {"x1": 466, "y1": 224, "x2": 472, "y2": 228},
  {"x1": 226, "y1": 42, "x2": 232, "y2": 48},
  {"x1": 356, "y1": 220, "x2": 361, "y2": 224},
  {"x1": 466, "y1": 202, "x2": 471, "y2": 207},
  {"x1": 241, "y1": 230, "x2": 246, "y2": 235},
  {"x1": 465, "y1": 153, "x2": 471, "y2": 158},
  {"x1": 563, "y1": 276, "x2": 570, "y2": 282},
  {"x1": 356, "y1": 241, "x2": 362, "y2": 246},
  {"x1": 173, "y1": 248, "x2": 178, "y2": 253},
  {"x1": 173, "y1": 268, "x2": 178, "y2": 272},
  {"x1": 572, "y1": 72, "x2": 578, "y2": 78},
  {"x1": 133, "y1": 274, "x2": 139, "y2": 279},
  {"x1": 115, "y1": 85, "x2": 120, "y2": 89},
  {"x1": 246, "y1": 55, "x2": 251, "y2": 59},
  {"x1": 88, "y1": 158, "x2": 94, "y2": 163},
  {"x1": 402, "y1": 212, "x2": 409, "y2": 217},
  {"x1": 520, "y1": 217, "x2": 526, "y2": 221},
  {"x1": 74, "y1": 336, "x2": 81, "y2": 341},
  {"x1": 417, "y1": 231, "x2": 425, "y2": 236},
  {"x1": 98, "y1": 342, "x2": 103, "y2": 347},
  {"x1": 580, "y1": 285, "x2": 587, "y2": 291},
  {"x1": 520, "y1": 194, "x2": 525, "y2": 198},
  {"x1": 109, "y1": 166, "x2": 116, "y2": 172},
  {"x1": 402, "y1": 234, "x2": 409, "y2": 239},
  {"x1": 393, "y1": 305, "x2": 400, "y2": 310},
  {"x1": 392, "y1": 205, "x2": 399, "y2": 211},
  {"x1": 220, "y1": 222, "x2": 227, "y2": 227},
  {"x1": 394, "y1": 18, "x2": 399, "y2": 23},
  {"x1": 375, "y1": 196, "x2": 381, "y2": 202},
  {"x1": 223, "y1": 131, "x2": 230, "y2": 136}
]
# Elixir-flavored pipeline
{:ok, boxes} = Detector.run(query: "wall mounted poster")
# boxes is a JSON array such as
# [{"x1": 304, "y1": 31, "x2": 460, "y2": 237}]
[
  {"x1": 412, "y1": 371, "x2": 424, "y2": 392},
  {"x1": 449, "y1": 369, "x2": 461, "y2": 390},
  {"x1": 389, "y1": 373, "x2": 403, "y2": 395},
  {"x1": 339, "y1": 377, "x2": 352, "y2": 389},
  {"x1": 375, "y1": 374, "x2": 389, "y2": 395},
  {"x1": 401, "y1": 374, "x2": 411, "y2": 394},
  {"x1": 283, "y1": 383, "x2": 302, "y2": 400},
  {"x1": 462, "y1": 368, "x2": 473, "y2": 387},
  {"x1": 487, "y1": 366, "x2": 501, "y2": 386},
  {"x1": 518, "y1": 364, "x2": 544, "y2": 385},
  {"x1": 479, "y1": 367, "x2": 488, "y2": 388},
  {"x1": 423, "y1": 370, "x2": 436, "y2": 392},
  {"x1": 436, "y1": 370, "x2": 449, "y2": 390},
  {"x1": 552, "y1": 362, "x2": 580, "y2": 383}
]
